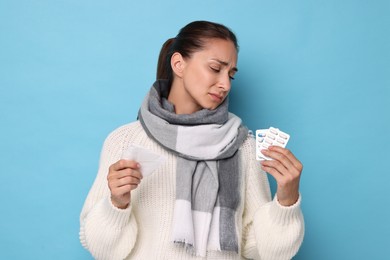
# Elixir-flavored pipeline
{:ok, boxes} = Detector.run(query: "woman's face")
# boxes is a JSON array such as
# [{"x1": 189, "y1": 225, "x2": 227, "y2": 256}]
[{"x1": 173, "y1": 38, "x2": 238, "y2": 112}]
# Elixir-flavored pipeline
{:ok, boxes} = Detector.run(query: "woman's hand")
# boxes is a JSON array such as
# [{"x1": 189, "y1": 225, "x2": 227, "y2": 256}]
[
  {"x1": 107, "y1": 160, "x2": 143, "y2": 209},
  {"x1": 260, "y1": 146, "x2": 303, "y2": 206}
]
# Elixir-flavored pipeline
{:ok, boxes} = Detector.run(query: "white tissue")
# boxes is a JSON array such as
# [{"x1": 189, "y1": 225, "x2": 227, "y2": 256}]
[{"x1": 121, "y1": 144, "x2": 166, "y2": 177}]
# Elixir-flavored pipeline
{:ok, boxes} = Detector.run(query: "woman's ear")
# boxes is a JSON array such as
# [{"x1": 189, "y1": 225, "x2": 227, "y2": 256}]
[{"x1": 171, "y1": 52, "x2": 185, "y2": 78}]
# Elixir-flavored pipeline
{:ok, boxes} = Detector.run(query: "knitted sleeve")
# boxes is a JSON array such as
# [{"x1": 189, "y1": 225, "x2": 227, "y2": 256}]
[
  {"x1": 79, "y1": 125, "x2": 138, "y2": 260},
  {"x1": 241, "y1": 136, "x2": 305, "y2": 260}
]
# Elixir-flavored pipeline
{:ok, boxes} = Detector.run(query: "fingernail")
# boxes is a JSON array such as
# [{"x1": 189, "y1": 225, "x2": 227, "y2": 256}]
[{"x1": 137, "y1": 163, "x2": 141, "y2": 168}]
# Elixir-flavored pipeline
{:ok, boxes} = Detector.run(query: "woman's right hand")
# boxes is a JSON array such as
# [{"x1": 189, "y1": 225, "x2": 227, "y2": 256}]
[{"x1": 107, "y1": 160, "x2": 143, "y2": 209}]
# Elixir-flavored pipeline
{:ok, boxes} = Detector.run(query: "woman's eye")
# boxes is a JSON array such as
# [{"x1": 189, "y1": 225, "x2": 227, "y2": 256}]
[
  {"x1": 210, "y1": 67, "x2": 220, "y2": 72},
  {"x1": 210, "y1": 66, "x2": 235, "y2": 80}
]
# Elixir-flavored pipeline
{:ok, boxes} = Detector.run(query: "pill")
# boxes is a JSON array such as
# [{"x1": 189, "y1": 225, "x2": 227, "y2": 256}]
[
  {"x1": 257, "y1": 137, "x2": 264, "y2": 143},
  {"x1": 265, "y1": 139, "x2": 273, "y2": 145},
  {"x1": 257, "y1": 133, "x2": 266, "y2": 137},
  {"x1": 277, "y1": 138, "x2": 285, "y2": 145},
  {"x1": 268, "y1": 133, "x2": 276, "y2": 140},
  {"x1": 262, "y1": 144, "x2": 269, "y2": 149},
  {"x1": 270, "y1": 128, "x2": 278, "y2": 135},
  {"x1": 279, "y1": 133, "x2": 288, "y2": 139},
  {"x1": 267, "y1": 135, "x2": 276, "y2": 140}
]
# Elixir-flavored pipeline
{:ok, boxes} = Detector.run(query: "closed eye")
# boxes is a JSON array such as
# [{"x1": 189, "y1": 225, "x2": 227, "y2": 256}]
[
  {"x1": 210, "y1": 66, "x2": 235, "y2": 80},
  {"x1": 210, "y1": 67, "x2": 220, "y2": 73}
]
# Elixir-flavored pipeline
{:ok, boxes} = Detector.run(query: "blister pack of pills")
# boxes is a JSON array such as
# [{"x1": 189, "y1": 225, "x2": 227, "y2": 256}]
[{"x1": 256, "y1": 127, "x2": 290, "y2": 160}]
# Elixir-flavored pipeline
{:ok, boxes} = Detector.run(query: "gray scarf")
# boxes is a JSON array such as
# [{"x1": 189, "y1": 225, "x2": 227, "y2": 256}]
[{"x1": 138, "y1": 80, "x2": 248, "y2": 256}]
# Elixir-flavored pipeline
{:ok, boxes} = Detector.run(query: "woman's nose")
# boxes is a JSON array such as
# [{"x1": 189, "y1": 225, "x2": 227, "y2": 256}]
[{"x1": 218, "y1": 73, "x2": 231, "y2": 91}]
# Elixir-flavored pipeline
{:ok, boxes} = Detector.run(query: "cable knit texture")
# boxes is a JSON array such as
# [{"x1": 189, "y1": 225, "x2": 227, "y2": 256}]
[{"x1": 79, "y1": 121, "x2": 304, "y2": 260}]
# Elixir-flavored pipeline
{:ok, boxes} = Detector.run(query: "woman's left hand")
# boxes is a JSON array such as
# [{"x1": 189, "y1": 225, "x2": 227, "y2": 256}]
[{"x1": 260, "y1": 146, "x2": 303, "y2": 206}]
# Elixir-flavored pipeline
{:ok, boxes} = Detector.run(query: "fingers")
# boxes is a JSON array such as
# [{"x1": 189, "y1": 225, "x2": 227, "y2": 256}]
[
  {"x1": 110, "y1": 159, "x2": 141, "y2": 172},
  {"x1": 108, "y1": 160, "x2": 143, "y2": 188},
  {"x1": 107, "y1": 160, "x2": 143, "y2": 209},
  {"x1": 260, "y1": 146, "x2": 302, "y2": 206},
  {"x1": 260, "y1": 147, "x2": 302, "y2": 186},
  {"x1": 109, "y1": 167, "x2": 143, "y2": 182},
  {"x1": 260, "y1": 163, "x2": 284, "y2": 183},
  {"x1": 110, "y1": 172, "x2": 141, "y2": 188},
  {"x1": 267, "y1": 146, "x2": 303, "y2": 172},
  {"x1": 261, "y1": 150, "x2": 294, "y2": 174}
]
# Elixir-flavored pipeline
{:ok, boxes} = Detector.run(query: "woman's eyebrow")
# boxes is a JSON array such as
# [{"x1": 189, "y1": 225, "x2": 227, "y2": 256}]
[{"x1": 211, "y1": 58, "x2": 238, "y2": 72}]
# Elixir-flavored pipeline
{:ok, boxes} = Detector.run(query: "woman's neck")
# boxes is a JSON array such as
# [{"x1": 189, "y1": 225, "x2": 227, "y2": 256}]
[{"x1": 167, "y1": 80, "x2": 201, "y2": 114}]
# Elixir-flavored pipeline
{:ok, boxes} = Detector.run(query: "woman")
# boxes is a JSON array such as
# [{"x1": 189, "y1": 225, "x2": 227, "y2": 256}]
[{"x1": 80, "y1": 20, "x2": 304, "y2": 260}]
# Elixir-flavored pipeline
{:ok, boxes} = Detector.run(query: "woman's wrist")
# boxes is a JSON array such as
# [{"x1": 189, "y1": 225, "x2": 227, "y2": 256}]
[
  {"x1": 277, "y1": 193, "x2": 299, "y2": 207},
  {"x1": 111, "y1": 197, "x2": 130, "y2": 209}
]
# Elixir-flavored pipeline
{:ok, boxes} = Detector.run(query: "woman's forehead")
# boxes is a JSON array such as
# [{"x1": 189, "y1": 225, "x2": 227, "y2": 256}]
[{"x1": 193, "y1": 39, "x2": 238, "y2": 64}]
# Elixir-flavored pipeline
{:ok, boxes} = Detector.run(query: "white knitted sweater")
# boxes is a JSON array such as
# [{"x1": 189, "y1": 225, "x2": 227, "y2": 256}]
[{"x1": 79, "y1": 121, "x2": 304, "y2": 260}]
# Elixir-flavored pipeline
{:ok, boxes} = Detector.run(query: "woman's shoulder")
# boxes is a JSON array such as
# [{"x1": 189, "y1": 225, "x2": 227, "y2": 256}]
[
  {"x1": 240, "y1": 130, "x2": 256, "y2": 149},
  {"x1": 238, "y1": 130, "x2": 256, "y2": 158},
  {"x1": 104, "y1": 121, "x2": 143, "y2": 145},
  {"x1": 110, "y1": 121, "x2": 142, "y2": 133}
]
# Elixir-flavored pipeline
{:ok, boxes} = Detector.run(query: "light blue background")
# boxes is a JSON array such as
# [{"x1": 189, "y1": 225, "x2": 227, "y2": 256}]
[{"x1": 1, "y1": 0, "x2": 389, "y2": 259}]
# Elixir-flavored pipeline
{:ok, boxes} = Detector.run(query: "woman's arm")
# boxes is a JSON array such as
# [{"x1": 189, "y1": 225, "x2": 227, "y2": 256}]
[
  {"x1": 79, "y1": 127, "x2": 138, "y2": 260},
  {"x1": 241, "y1": 137, "x2": 304, "y2": 260}
]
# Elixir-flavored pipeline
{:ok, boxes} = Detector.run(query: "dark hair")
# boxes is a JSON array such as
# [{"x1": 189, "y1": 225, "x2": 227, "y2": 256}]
[{"x1": 156, "y1": 21, "x2": 238, "y2": 85}]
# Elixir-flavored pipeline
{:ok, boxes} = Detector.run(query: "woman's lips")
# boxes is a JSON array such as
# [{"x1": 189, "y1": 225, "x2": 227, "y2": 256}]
[{"x1": 209, "y1": 93, "x2": 223, "y2": 102}]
